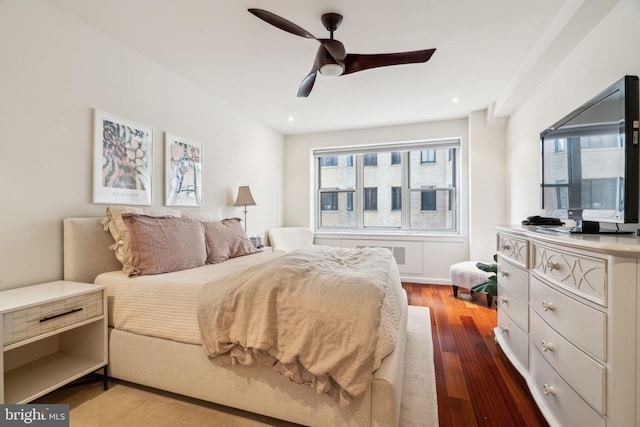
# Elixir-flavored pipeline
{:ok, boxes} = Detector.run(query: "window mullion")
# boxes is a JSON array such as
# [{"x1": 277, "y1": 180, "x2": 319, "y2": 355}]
[
  {"x1": 355, "y1": 154, "x2": 364, "y2": 228},
  {"x1": 402, "y1": 151, "x2": 410, "y2": 230}
]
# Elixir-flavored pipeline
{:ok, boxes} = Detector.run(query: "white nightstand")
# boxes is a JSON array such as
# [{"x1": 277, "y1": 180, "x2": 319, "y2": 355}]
[{"x1": 0, "y1": 280, "x2": 108, "y2": 403}]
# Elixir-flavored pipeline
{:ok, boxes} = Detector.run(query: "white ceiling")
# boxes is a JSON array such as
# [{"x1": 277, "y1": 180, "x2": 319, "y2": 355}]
[{"x1": 48, "y1": 0, "x2": 616, "y2": 135}]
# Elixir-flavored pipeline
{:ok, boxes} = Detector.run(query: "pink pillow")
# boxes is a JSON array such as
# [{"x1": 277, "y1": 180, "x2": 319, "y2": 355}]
[
  {"x1": 122, "y1": 214, "x2": 207, "y2": 277},
  {"x1": 203, "y1": 218, "x2": 257, "y2": 264}
]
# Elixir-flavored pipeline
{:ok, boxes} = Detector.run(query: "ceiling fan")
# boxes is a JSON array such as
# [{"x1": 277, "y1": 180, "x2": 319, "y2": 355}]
[{"x1": 248, "y1": 8, "x2": 436, "y2": 97}]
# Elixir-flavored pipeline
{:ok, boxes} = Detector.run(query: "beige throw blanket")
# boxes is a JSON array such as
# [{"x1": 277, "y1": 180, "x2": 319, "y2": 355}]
[{"x1": 197, "y1": 246, "x2": 399, "y2": 405}]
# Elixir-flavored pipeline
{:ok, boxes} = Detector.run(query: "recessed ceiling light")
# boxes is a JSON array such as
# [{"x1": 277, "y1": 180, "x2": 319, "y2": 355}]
[
  {"x1": 287, "y1": 116, "x2": 295, "y2": 122},
  {"x1": 451, "y1": 97, "x2": 460, "y2": 103}
]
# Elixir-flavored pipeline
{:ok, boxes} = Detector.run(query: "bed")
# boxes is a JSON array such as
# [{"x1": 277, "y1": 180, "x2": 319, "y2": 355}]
[{"x1": 62, "y1": 214, "x2": 409, "y2": 427}]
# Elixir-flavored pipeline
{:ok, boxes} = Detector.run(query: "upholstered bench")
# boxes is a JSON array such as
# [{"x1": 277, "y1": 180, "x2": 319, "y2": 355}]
[{"x1": 449, "y1": 261, "x2": 494, "y2": 307}]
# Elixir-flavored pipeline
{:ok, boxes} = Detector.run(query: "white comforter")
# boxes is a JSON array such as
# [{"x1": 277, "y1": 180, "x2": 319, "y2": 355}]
[{"x1": 197, "y1": 246, "x2": 404, "y2": 405}]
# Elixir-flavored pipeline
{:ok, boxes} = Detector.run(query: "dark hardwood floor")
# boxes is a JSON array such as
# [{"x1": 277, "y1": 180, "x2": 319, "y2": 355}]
[{"x1": 402, "y1": 283, "x2": 549, "y2": 427}]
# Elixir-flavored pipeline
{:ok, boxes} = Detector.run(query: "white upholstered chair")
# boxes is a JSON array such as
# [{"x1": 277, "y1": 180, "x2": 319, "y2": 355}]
[{"x1": 267, "y1": 227, "x2": 314, "y2": 252}]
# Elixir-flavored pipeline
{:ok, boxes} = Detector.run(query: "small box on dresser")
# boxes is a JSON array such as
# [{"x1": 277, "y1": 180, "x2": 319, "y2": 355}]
[{"x1": 0, "y1": 281, "x2": 108, "y2": 404}]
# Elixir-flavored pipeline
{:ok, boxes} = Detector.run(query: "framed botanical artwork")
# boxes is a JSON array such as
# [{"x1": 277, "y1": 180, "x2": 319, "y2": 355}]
[
  {"x1": 92, "y1": 110, "x2": 153, "y2": 205},
  {"x1": 165, "y1": 133, "x2": 203, "y2": 206}
]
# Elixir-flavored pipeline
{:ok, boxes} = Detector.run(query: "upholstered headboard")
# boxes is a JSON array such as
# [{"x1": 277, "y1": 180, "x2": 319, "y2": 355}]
[{"x1": 63, "y1": 217, "x2": 121, "y2": 283}]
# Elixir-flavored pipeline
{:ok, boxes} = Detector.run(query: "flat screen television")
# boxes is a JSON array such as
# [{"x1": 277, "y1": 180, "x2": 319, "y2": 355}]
[{"x1": 540, "y1": 75, "x2": 640, "y2": 233}]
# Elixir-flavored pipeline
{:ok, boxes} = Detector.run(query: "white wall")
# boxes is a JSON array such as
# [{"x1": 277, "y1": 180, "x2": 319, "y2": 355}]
[
  {"x1": 284, "y1": 116, "x2": 507, "y2": 283},
  {"x1": 507, "y1": 0, "x2": 640, "y2": 227},
  {"x1": 0, "y1": 0, "x2": 284, "y2": 290},
  {"x1": 469, "y1": 110, "x2": 507, "y2": 261}
]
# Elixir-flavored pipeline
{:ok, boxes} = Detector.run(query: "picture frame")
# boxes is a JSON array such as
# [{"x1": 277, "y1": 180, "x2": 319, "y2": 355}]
[
  {"x1": 92, "y1": 110, "x2": 153, "y2": 205},
  {"x1": 165, "y1": 133, "x2": 203, "y2": 207}
]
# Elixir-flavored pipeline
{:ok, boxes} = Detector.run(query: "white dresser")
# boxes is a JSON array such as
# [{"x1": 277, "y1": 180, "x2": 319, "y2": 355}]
[{"x1": 494, "y1": 226, "x2": 639, "y2": 427}]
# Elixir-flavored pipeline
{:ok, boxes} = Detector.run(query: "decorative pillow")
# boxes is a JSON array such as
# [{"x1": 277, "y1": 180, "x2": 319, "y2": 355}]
[
  {"x1": 101, "y1": 206, "x2": 180, "y2": 275},
  {"x1": 203, "y1": 218, "x2": 257, "y2": 264},
  {"x1": 121, "y1": 214, "x2": 207, "y2": 277}
]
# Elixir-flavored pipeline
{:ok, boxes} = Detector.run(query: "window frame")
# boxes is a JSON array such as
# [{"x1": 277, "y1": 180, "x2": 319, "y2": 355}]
[{"x1": 313, "y1": 139, "x2": 461, "y2": 235}]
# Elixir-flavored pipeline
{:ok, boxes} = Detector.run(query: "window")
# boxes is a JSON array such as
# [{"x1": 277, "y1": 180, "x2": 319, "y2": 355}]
[
  {"x1": 391, "y1": 187, "x2": 402, "y2": 210},
  {"x1": 364, "y1": 153, "x2": 377, "y2": 166},
  {"x1": 364, "y1": 187, "x2": 377, "y2": 210},
  {"x1": 391, "y1": 152, "x2": 401, "y2": 165},
  {"x1": 314, "y1": 139, "x2": 460, "y2": 233},
  {"x1": 421, "y1": 190, "x2": 436, "y2": 211},
  {"x1": 420, "y1": 150, "x2": 436, "y2": 163},
  {"x1": 320, "y1": 156, "x2": 338, "y2": 167},
  {"x1": 321, "y1": 192, "x2": 338, "y2": 210},
  {"x1": 317, "y1": 154, "x2": 356, "y2": 228}
]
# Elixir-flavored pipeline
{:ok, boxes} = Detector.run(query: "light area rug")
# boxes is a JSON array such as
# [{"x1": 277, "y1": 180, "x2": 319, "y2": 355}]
[{"x1": 67, "y1": 305, "x2": 437, "y2": 427}]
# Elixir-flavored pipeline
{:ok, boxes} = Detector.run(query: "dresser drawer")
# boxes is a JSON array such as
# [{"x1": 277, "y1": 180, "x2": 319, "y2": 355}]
[
  {"x1": 497, "y1": 256, "x2": 528, "y2": 301},
  {"x1": 496, "y1": 306, "x2": 528, "y2": 370},
  {"x1": 530, "y1": 276, "x2": 606, "y2": 361},
  {"x1": 530, "y1": 346, "x2": 605, "y2": 427},
  {"x1": 532, "y1": 242, "x2": 606, "y2": 306},
  {"x1": 530, "y1": 310, "x2": 606, "y2": 413},
  {"x1": 497, "y1": 233, "x2": 528, "y2": 268},
  {"x1": 497, "y1": 285, "x2": 528, "y2": 331},
  {"x1": 3, "y1": 290, "x2": 104, "y2": 347}
]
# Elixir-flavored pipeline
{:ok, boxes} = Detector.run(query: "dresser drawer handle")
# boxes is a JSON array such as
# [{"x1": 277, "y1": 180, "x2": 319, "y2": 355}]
[
  {"x1": 499, "y1": 270, "x2": 509, "y2": 277},
  {"x1": 500, "y1": 243, "x2": 511, "y2": 251},
  {"x1": 541, "y1": 340, "x2": 555, "y2": 352},
  {"x1": 546, "y1": 260, "x2": 558, "y2": 271},
  {"x1": 499, "y1": 325, "x2": 508, "y2": 333},
  {"x1": 543, "y1": 384, "x2": 556, "y2": 396},
  {"x1": 40, "y1": 307, "x2": 83, "y2": 323},
  {"x1": 541, "y1": 301, "x2": 555, "y2": 312},
  {"x1": 500, "y1": 297, "x2": 509, "y2": 304}
]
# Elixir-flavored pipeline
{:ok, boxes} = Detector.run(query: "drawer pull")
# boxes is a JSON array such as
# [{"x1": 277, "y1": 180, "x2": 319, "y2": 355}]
[
  {"x1": 541, "y1": 340, "x2": 555, "y2": 352},
  {"x1": 40, "y1": 307, "x2": 83, "y2": 322},
  {"x1": 543, "y1": 384, "x2": 556, "y2": 396},
  {"x1": 500, "y1": 297, "x2": 509, "y2": 304},
  {"x1": 499, "y1": 270, "x2": 509, "y2": 277},
  {"x1": 541, "y1": 301, "x2": 555, "y2": 312},
  {"x1": 499, "y1": 325, "x2": 508, "y2": 333},
  {"x1": 500, "y1": 243, "x2": 511, "y2": 251},
  {"x1": 546, "y1": 260, "x2": 558, "y2": 271}
]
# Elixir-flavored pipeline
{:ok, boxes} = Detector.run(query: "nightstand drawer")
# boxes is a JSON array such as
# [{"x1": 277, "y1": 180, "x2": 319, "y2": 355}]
[
  {"x1": 530, "y1": 276, "x2": 606, "y2": 361},
  {"x1": 530, "y1": 310, "x2": 606, "y2": 413},
  {"x1": 532, "y1": 242, "x2": 606, "y2": 306},
  {"x1": 497, "y1": 233, "x2": 528, "y2": 268},
  {"x1": 3, "y1": 290, "x2": 103, "y2": 347}
]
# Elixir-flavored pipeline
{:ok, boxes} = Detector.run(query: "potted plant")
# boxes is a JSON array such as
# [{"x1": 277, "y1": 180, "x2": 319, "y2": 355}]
[{"x1": 471, "y1": 254, "x2": 497, "y2": 307}]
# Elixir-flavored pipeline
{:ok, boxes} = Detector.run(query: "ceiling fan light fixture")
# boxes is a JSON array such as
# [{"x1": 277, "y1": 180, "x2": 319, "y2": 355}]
[{"x1": 319, "y1": 63, "x2": 344, "y2": 77}]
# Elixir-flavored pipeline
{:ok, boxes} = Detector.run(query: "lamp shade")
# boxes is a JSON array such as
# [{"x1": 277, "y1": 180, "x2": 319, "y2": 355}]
[{"x1": 234, "y1": 186, "x2": 256, "y2": 207}]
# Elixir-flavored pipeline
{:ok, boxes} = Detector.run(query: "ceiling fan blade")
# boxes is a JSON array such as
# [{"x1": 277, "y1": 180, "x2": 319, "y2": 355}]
[
  {"x1": 297, "y1": 71, "x2": 317, "y2": 97},
  {"x1": 297, "y1": 46, "x2": 326, "y2": 97},
  {"x1": 248, "y1": 9, "x2": 316, "y2": 40},
  {"x1": 343, "y1": 48, "x2": 436, "y2": 75}
]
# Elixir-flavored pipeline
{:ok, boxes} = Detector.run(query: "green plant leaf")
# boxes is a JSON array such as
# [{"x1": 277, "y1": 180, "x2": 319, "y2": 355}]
[
  {"x1": 475, "y1": 262, "x2": 497, "y2": 274},
  {"x1": 471, "y1": 277, "x2": 498, "y2": 296}
]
